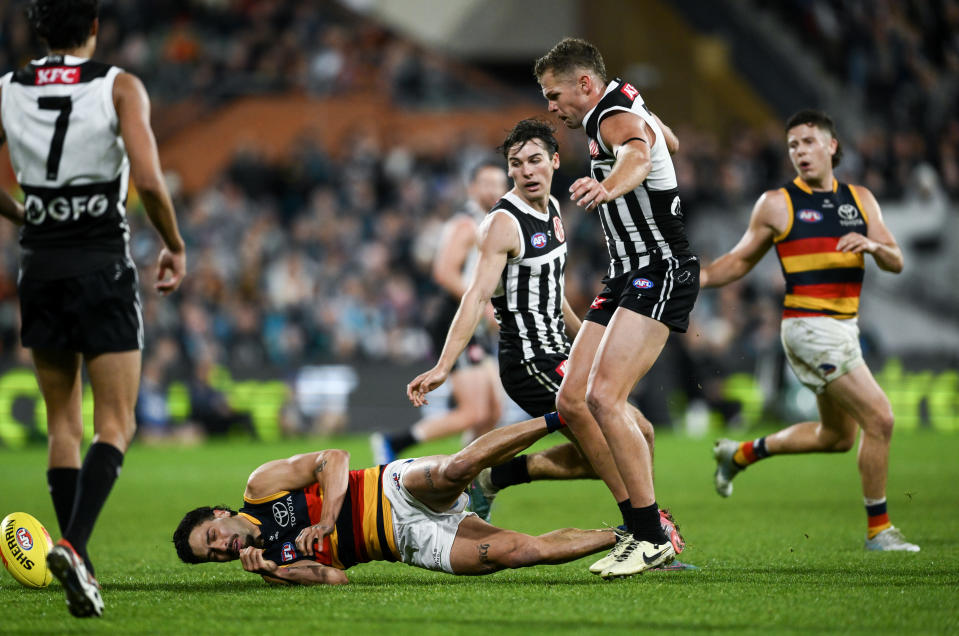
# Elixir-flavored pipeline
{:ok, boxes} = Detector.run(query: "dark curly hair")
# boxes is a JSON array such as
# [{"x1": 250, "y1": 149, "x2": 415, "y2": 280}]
[
  {"x1": 498, "y1": 119, "x2": 559, "y2": 160},
  {"x1": 534, "y1": 37, "x2": 607, "y2": 83},
  {"x1": 785, "y1": 109, "x2": 843, "y2": 168},
  {"x1": 26, "y1": 0, "x2": 98, "y2": 51},
  {"x1": 172, "y1": 506, "x2": 237, "y2": 564}
]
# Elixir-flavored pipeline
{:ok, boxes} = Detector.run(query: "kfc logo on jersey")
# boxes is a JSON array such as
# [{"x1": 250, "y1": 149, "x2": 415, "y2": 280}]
[
  {"x1": 620, "y1": 82, "x2": 639, "y2": 101},
  {"x1": 555, "y1": 359, "x2": 567, "y2": 377},
  {"x1": 798, "y1": 209, "x2": 823, "y2": 223},
  {"x1": 35, "y1": 66, "x2": 80, "y2": 85},
  {"x1": 588, "y1": 139, "x2": 600, "y2": 158},
  {"x1": 281, "y1": 542, "x2": 296, "y2": 562},
  {"x1": 531, "y1": 232, "x2": 548, "y2": 249},
  {"x1": 552, "y1": 216, "x2": 565, "y2": 242}
]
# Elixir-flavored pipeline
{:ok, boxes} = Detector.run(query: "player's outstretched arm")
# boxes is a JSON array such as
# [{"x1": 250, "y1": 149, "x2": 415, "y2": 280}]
[
  {"x1": 701, "y1": 190, "x2": 784, "y2": 288},
  {"x1": 114, "y1": 72, "x2": 186, "y2": 295},
  {"x1": 837, "y1": 185, "x2": 903, "y2": 273},
  {"x1": 407, "y1": 211, "x2": 517, "y2": 407},
  {"x1": 245, "y1": 449, "x2": 350, "y2": 555},
  {"x1": 240, "y1": 548, "x2": 348, "y2": 585}
]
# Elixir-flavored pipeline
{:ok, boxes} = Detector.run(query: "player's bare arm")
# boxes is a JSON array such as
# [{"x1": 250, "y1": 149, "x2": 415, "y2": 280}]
[
  {"x1": 701, "y1": 189, "x2": 788, "y2": 288},
  {"x1": 570, "y1": 112, "x2": 655, "y2": 210},
  {"x1": 562, "y1": 296, "x2": 582, "y2": 338},
  {"x1": 837, "y1": 185, "x2": 903, "y2": 273},
  {"x1": 245, "y1": 449, "x2": 350, "y2": 555},
  {"x1": 114, "y1": 72, "x2": 186, "y2": 295},
  {"x1": 0, "y1": 93, "x2": 24, "y2": 226},
  {"x1": 651, "y1": 112, "x2": 679, "y2": 155},
  {"x1": 239, "y1": 546, "x2": 348, "y2": 586},
  {"x1": 433, "y1": 215, "x2": 478, "y2": 298},
  {"x1": 407, "y1": 211, "x2": 518, "y2": 407}
]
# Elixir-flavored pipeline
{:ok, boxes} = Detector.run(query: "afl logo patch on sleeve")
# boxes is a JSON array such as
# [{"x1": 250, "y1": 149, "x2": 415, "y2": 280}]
[{"x1": 531, "y1": 232, "x2": 548, "y2": 249}]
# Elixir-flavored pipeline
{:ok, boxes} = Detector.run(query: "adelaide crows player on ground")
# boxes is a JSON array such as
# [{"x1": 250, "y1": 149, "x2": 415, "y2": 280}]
[
  {"x1": 174, "y1": 415, "x2": 616, "y2": 583},
  {"x1": 0, "y1": 0, "x2": 186, "y2": 617}
]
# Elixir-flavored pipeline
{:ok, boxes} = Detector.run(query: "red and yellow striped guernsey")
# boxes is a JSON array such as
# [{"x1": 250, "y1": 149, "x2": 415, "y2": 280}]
[
  {"x1": 773, "y1": 177, "x2": 869, "y2": 320},
  {"x1": 238, "y1": 465, "x2": 399, "y2": 569}
]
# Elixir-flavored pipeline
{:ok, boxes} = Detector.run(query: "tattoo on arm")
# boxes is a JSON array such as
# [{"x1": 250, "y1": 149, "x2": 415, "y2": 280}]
[
  {"x1": 314, "y1": 459, "x2": 328, "y2": 479},
  {"x1": 478, "y1": 543, "x2": 491, "y2": 565},
  {"x1": 424, "y1": 466, "x2": 436, "y2": 490}
]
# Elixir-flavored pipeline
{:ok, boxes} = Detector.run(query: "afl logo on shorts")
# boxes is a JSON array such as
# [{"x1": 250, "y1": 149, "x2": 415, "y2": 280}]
[
  {"x1": 552, "y1": 216, "x2": 565, "y2": 242},
  {"x1": 632, "y1": 278, "x2": 654, "y2": 290},
  {"x1": 15, "y1": 528, "x2": 33, "y2": 551},
  {"x1": 798, "y1": 209, "x2": 822, "y2": 223},
  {"x1": 531, "y1": 232, "x2": 548, "y2": 249}
]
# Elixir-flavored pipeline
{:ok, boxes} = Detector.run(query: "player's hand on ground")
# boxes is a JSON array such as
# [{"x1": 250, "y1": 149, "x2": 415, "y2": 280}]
[
  {"x1": 836, "y1": 232, "x2": 877, "y2": 254},
  {"x1": 156, "y1": 247, "x2": 187, "y2": 295},
  {"x1": 296, "y1": 523, "x2": 334, "y2": 556},
  {"x1": 407, "y1": 367, "x2": 449, "y2": 407},
  {"x1": 239, "y1": 546, "x2": 278, "y2": 574},
  {"x1": 569, "y1": 177, "x2": 611, "y2": 211}
]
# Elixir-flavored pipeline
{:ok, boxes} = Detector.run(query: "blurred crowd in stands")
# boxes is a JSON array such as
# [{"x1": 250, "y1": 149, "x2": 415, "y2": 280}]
[{"x1": 0, "y1": 0, "x2": 955, "y2": 437}]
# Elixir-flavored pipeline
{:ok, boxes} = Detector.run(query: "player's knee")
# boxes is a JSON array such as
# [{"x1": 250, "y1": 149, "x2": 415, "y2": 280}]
[
  {"x1": 832, "y1": 432, "x2": 856, "y2": 453},
  {"x1": 584, "y1": 384, "x2": 616, "y2": 422},
  {"x1": 441, "y1": 454, "x2": 475, "y2": 484},
  {"x1": 866, "y1": 407, "x2": 895, "y2": 443}
]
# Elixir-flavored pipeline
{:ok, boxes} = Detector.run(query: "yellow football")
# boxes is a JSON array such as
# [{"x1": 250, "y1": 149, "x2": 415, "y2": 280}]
[{"x1": 1, "y1": 512, "x2": 54, "y2": 589}]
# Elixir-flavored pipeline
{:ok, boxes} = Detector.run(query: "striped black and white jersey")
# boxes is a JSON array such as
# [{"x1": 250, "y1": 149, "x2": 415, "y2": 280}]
[
  {"x1": 490, "y1": 191, "x2": 569, "y2": 360},
  {"x1": 583, "y1": 78, "x2": 691, "y2": 277},
  {"x1": 1, "y1": 55, "x2": 131, "y2": 279}
]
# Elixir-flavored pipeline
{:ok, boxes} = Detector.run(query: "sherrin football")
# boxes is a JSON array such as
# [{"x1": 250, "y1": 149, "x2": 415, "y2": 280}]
[{"x1": 1, "y1": 512, "x2": 54, "y2": 589}]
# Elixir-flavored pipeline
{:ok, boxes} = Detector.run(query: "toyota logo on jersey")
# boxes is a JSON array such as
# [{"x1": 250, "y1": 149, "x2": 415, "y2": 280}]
[{"x1": 531, "y1": 232, "x2": 548, "y2": 249}]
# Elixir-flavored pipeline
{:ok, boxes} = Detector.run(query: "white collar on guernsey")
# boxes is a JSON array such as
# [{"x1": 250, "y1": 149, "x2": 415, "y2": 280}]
[
  {"x1": 502, "y1": 190, "x2": 550, "y2": 221},
  {"x1": 34, "y1": 55, "x2": 90, "y2": 66}
]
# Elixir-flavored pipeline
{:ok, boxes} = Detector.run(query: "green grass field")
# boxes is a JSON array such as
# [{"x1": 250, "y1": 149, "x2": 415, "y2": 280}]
[{"x1": 1, "y1": 430, "x2": 957, "y2": 635}]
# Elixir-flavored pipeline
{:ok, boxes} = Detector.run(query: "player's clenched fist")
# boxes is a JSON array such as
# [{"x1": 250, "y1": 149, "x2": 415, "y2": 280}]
[
  {"x1": 239, "y1": 546, "x2": 277, "y2": 574},
  {"x1": 296, "y1": 523, "x2": 334, "y2": 556}
]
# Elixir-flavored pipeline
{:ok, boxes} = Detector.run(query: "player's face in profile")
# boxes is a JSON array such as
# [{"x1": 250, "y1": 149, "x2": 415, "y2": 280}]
[
  {"x1": 539, "y1": 70, "x2": 587, "y2": 129},
  {"x1": 470, "y1": 166, "x2": 509, "y2": 211},
  {"x1": 787, "y1": 123, "x2": 836, "y2": 182},
  {"x1": 507, "y1": 140, "x2": 559, "y2": 202},
  {"x1": 188, "y1": 512, "x2": 256, "y2": 563}
]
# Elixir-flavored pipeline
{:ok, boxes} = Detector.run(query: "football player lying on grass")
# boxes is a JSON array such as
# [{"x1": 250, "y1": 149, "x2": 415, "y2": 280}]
[{"x1": 173, "y1": 415, "x2": 623, "y2": 584}]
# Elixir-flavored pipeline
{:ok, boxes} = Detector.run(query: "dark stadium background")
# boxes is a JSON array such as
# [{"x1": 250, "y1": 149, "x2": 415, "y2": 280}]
[{"x1": 0, "y1": 0, "x2": 956, "y2": 445}]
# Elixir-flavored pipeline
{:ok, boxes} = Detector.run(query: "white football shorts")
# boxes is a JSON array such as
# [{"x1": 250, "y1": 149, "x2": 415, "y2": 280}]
[
  {"x1": 382, "y1": 458, "x2": 475, "y2": 574},
  {"x1": 781, "y1": 316, "x2": 865, "y2": 394}
]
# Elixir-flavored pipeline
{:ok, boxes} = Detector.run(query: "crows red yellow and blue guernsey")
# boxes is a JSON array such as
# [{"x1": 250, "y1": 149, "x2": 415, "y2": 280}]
[
  {"x1": 238, "y1": 466, "x2": 399, "y2": 569},
  {"x1": 774, "y1": 177, "x2": 869, "y2": 320}
]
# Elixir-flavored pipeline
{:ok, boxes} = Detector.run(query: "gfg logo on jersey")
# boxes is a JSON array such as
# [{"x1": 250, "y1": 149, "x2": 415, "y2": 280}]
[
  {"x1": 15, "y1": 528, "x2": 33, "y2": 551},
  {"x1": 620, "y1": 82, "x2": 639, "y2": 101},
  {"x1": 632, "y1": 278, "x2": 654, "y2": 289},
  {"x1": 798, "y1": 209, "x2": 822, "y2": 223},
  {"x1": 531, "y1": 232, "x2": 548, "y2": 249},
  {"x1": 281, "y1": 542, "x2": 296, "y2": 562},
  {"x1": 35, "y1": 66, "x2": 80, "y2": 85},
  {"x1": 552, "y1": 216, "x2": 565, "y2": 242},
  {"x1": 24, "y1": 194, "x2": 111, "y2": 225}
]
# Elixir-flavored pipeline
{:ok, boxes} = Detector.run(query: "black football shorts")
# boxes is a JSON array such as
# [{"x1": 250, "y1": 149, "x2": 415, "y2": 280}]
[
  {"x1": 584, "y1": 254, "x2": 700, "y2": 333},
  {"x1": 498, "y1": 352, "x2": 568, "y2": 418},
  {"x1": 19, "y1": 258, "x2": 143, "y2": 354}
]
